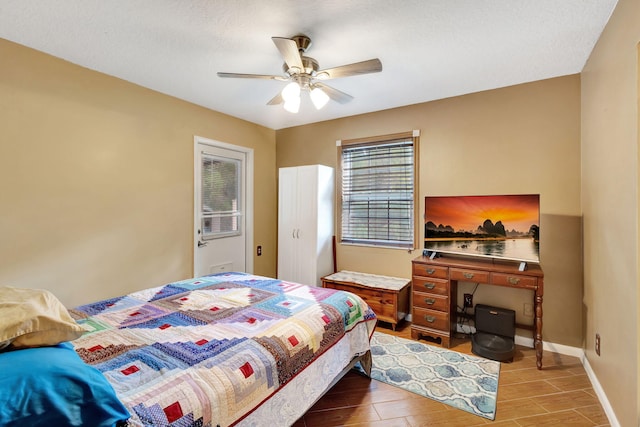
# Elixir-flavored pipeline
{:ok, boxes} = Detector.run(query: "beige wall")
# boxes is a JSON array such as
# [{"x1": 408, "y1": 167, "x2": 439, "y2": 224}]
[
  {"x1": 277, "y1": 75, "x2": 583, "y2": 347},
  {"x1": 581, "y1": 0, "x2": 639, "y2": 425},
  {"x1": 0, "y1": 39, "x2": 278, "y2": 308},
  {"x1": 3, "y1": 13, "x2": 636, "y2": 423}
]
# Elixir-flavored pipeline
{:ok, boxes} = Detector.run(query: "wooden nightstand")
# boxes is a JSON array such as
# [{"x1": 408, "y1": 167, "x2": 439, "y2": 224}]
[{"x1": 321, "y1": 270, "x2": 411, "y2": 331}]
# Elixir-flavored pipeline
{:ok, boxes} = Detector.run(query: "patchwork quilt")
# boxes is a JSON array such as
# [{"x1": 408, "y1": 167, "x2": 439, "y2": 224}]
[{"x1": 69, "y1": 272, "x2": 377, "y2": 427}]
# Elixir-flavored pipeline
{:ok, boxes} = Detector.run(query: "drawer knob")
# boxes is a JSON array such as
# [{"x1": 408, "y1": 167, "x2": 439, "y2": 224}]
[
  {"x1": 424, "y1": 282, "x2": 436, "y2": 290},
  {"x1": 426, "y1": 268, "x2": 436, "y2": 275},
  {"x1": 508, "y1": 277, "x2": 521, "y2": 285},
  {"x1": 425, "y1": 315, "x2": 436, "y2": 323},
  {"x1": 463, "y1": 272, "x2": 474, "y2": 279},
  {"x1": 424, "y1": 298, "x2": 436, "y2": 305}
]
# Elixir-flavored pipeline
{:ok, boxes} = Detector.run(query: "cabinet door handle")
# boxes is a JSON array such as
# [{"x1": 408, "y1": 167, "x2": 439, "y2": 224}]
[
  {"x1": 426, "y1": 268, "x2": 436, "y2": 275},
  {"x1": 508, "y1": 276, "x2": 521, "y2": 285},
  {"x1": 424, "y1": 298, "x2": 435, "y2": 305},
  {"x1": 292, "y1": 229, "x2": 296, "y2": 238},
  {"x1": 424, "y1": 282, "x2": 436, "y2": 290},
  {"x1": 296, "y1": 229, "x2": 300, "y2": 239},
  {"x1": 463, "y1": 272, "x2": 474, "y2": 279},
  {"x1": 425, "y1": 315, "x2": 436, "y2": 323}
]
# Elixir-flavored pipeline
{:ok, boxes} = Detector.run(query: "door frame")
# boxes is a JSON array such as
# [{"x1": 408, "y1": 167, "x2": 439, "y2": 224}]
[{"x1": 193, "y1": 135, "x2": 254, "y2": 275}]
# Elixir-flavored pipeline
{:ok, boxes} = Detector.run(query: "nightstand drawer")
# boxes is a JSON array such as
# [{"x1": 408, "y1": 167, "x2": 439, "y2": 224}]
[
  {"x1": 412, "y1": 277, "x2": 449, "y2": 296},
  {"x1": 324, "y1": 282, "x2": 391, "y2": 318},
  {"x1": 491, "y1": 273, "x2": 538, "y2": 288},
  {"x1": 413, "y1": 292, "x2": 449, "y2": 311},
  {"x1": 412, "y1": 263, "x2": 448, "y2": 279},
  {"x1": 412, "y1": 307, "x2": 449, "y2": 330},
  {"x1": 450, "y1": 268, "x2": 490, "y2": 283}
]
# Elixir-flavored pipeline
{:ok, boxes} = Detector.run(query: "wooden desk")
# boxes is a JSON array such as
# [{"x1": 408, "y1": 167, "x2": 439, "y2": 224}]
[
  {"x1": 322, "y1": 271, "x2": 411, "y2": 331},
  {"x1": 411, "y1": 255, "x2": 544, "y2": 369}
]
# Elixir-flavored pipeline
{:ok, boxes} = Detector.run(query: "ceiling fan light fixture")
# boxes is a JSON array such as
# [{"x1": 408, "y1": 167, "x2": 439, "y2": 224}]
[
  {"x1": 281, "y1": 81, "x2": 301, "y2": 102},
  {"x1": 219, "y1": 35, "x2": 381, "y2": 113},
  {"x1": 283, "y1": 97, "x2": 300, "y2": 113},
  {"x1": 310, "y1": 86, "x2": 330, "y2": 110}
]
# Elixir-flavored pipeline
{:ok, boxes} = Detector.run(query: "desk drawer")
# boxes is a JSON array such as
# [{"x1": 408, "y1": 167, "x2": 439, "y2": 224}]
[
  {"x1": 412, "y1": 277, "x2": 449, "y2": 296},
  {"x1": 450, "y1": 268, "x2": 490, "y2": 283},
  {"x1": 413, "y1": 307, "x2": 449, "y2": 330},
  {"x1": 491, "y1": 273, "x2": 537, "y2": 288},
  {"x1": 413, "y1": 292, "x2": 449, "y2": 311},
  {"x1": 323, "y1": 282, "x2": 395, "y2": 319},
  {"x1": 412, "y1": 263, "x2": 448, "y2": 279}
]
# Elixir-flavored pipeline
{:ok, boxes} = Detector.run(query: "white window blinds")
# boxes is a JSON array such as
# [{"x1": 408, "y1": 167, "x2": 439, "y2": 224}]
[
  {"x1": 201, "y1": 153, "x2": 241, "y2": 239},
  {"x1": 340, "y1": 136, "x2": 416, "y2": 249}
]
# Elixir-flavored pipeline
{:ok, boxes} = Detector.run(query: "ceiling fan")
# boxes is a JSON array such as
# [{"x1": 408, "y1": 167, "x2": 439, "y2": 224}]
[{"x1": 217, "y1": 35, "x2": 382, "y2": 113}]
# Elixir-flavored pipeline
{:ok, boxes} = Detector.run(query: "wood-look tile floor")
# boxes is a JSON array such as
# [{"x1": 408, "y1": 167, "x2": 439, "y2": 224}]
[{"x1": 293, "y1": 322, "x2": 610, "y2": 427}]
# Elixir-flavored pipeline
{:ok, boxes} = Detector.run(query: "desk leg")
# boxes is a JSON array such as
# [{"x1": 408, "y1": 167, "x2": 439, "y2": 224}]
[{"x1": 535, "y1": 292, "x2": 543, "y2": 370}]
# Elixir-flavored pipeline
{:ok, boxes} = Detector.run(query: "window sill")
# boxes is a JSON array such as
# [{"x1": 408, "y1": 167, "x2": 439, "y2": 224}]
[{"x1": 340, "y1": 241, "x2": 415, "y2": 251}]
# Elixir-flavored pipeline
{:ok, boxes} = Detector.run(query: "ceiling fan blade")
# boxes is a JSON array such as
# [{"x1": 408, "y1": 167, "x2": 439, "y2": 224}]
[
  {"x1": 267, "y1": 92, "x2": 283, "y2": 105},
  {"x1": 217, "y1": 72, "x2": 287, "y2": 81},
  {"x1": 314, "y1": 82, "x2": 353, "y2": 104},
  {"x1": 316, "y1": 58, "x2": 382, "y2": 79},
  {"x1": 272, "y1": 37, "x2": 304, "y2": 72}
]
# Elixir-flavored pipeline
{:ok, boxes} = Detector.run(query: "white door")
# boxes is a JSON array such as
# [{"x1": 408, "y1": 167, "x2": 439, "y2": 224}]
[
  {"x1": 277, "y1": 165, "x2": 332, "y2": 286},
  {"x1": 294, "y1": 167, "x2": 319, "y2": 284},
  {"x1": 277, "y1": 167, "x2": 298, "y2": 282},
  {"x1": 194, "y1": 137, "x2": 253, "y2": 277}
]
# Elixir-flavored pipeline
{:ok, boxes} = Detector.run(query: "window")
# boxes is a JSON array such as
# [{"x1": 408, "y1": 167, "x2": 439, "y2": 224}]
[
  {"x1": 338, "y1": 131, "x2": 419, "y2": 249},
  {"x1": 200, "y1": 153, "x2": 242, "y2": 239}
]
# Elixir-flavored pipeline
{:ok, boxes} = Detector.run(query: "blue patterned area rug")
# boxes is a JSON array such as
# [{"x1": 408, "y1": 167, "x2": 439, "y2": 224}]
[{"x1": 368, "y1": 332, "x2": 500, "y2": 420}]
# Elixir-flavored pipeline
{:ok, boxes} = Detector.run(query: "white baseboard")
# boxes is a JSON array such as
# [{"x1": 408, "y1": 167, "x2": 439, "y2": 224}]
[
  {"x1": 514, "y1": 334, "x2": 584, "y2": 358},
  {"x1": 454, "y1": 330, "x2": 586, "y2": 359},
  {"x1": 581, "y1": 354, "x2": 621, "y2": 427},
  {"x1": 513, "y1": 335, "x2": 619, "y2": 426},
  {"x1": 513, "y1": 335, "x2": 619, "y2": 427},
  {"x1": 410, "y1": 324, "x2": 620, "y2": 426}
]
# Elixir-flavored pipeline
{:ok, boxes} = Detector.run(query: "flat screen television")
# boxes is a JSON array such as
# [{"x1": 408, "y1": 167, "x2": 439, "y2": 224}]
[{"x1": 424, "y1": 194, "x2": 540, "y2": 264}]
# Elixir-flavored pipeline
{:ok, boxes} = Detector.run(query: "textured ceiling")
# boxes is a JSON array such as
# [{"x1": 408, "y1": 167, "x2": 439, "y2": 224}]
[{"x1": 0, "y1": 0, "x2": 617, "y2": 130}]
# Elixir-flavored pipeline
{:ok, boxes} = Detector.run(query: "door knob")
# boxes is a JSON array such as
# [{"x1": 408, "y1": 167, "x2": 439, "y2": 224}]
[{"x1": 197, "y1": 241, "x2": 208, "y2": 248}]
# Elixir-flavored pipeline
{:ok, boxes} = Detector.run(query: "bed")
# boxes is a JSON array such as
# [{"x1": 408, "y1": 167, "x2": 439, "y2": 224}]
[{"x1": 58, "y1": 271, "x2": 377, "y2": 426}]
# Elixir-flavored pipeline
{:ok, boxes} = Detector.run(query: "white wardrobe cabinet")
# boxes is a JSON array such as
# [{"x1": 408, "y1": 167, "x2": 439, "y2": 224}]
[{"x1": 277, "y1": 165, "x2": 334, "y2": 286}]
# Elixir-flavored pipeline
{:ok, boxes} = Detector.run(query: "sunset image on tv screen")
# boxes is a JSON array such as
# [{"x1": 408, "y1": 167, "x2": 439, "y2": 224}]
[{"x1": 424, "y1": 194, "x2": 540, "y2": 263}]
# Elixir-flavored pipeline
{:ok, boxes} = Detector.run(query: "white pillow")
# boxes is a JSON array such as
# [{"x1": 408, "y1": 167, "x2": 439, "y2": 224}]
[{"x1": 0, "y1": 286, "x2": 86, "y2": 349}]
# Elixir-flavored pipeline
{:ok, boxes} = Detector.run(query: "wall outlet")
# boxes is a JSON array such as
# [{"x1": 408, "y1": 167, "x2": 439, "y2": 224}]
[
  {"x1": 257, "y1": 245, "x2": 262, "y2": 256},
  {"x1": 523, "y1": 303, "x2": 533, "y2": 317},
  {"x1": 595, "y1": 333, "x2": 601, "y2": 356},
  {"x1": 463, "y1": 293, "x2": 473, "y2": 308}
]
